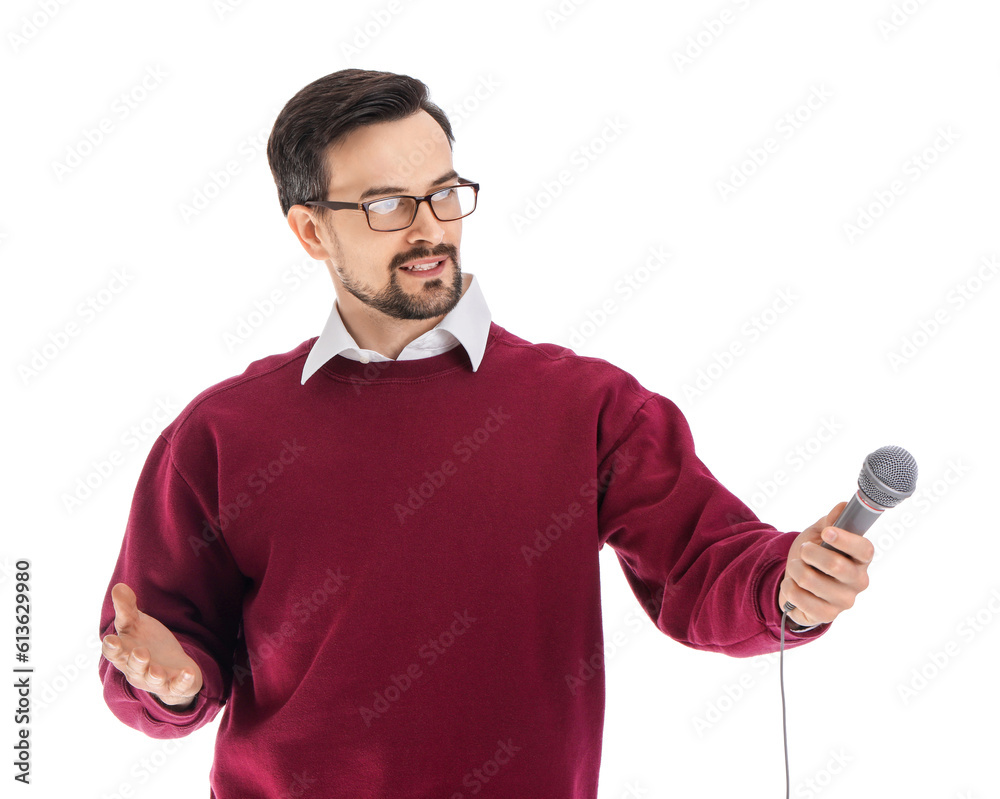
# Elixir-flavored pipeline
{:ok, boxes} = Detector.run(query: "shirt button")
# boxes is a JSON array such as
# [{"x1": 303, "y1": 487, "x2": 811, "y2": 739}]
[{"x1": 359, "y1": 353, "x2": 370, "y2": 364}]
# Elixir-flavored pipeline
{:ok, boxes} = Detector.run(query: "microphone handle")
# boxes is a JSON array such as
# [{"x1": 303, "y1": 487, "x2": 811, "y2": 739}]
[{"x1": 819, "y1": 489, "x2": 885, "y2": 556}]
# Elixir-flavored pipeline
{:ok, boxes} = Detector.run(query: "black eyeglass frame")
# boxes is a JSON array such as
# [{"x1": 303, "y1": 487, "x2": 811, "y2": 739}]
[{"x1": 303, "y1": 179, "x2": 480, "y2": 232}]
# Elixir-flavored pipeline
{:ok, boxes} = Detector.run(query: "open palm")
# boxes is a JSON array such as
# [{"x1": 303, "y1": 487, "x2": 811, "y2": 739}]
[{"x1": 101, "y1": 582, "x2": 203, "y2": 708}]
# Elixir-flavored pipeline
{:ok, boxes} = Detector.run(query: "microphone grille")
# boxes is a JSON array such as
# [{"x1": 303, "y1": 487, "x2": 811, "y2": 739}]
[{"x1": 859, "y1": 445, "x2": 918, "y2": 508}]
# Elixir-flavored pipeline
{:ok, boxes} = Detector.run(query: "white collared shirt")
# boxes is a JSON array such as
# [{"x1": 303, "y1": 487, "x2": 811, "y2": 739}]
[{"x1": 300, "y1": 271, "x2": 492, "y2": 385}]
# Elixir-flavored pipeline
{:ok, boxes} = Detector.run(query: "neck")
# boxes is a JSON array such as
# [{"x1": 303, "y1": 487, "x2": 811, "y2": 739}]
[{"x1": 334, "y1": 272, "x2": 471, "y2": 360}]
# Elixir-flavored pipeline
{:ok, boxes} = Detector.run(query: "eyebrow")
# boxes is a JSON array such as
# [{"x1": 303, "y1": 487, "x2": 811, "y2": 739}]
[{"x1": 357, "y1": 169, "x2": 460, "y2": 202}]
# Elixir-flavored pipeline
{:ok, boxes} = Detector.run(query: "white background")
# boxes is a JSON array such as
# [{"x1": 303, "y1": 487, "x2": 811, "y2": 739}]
[{"x1": 3, "y1": 1, "x2": 998, "y2": 797}]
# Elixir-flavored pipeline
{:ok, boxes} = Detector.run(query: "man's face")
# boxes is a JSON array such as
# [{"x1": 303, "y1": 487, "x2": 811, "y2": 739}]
[{"x1": 310, "y1": 110, "x2": 465, "y2": 321}]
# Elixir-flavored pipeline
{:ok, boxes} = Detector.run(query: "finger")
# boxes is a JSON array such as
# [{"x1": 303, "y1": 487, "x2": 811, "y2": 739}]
[
  {"x1": 777, "y1": 585, "x2": 812, "y2": 628},
  {"x1": 163, "y1": 670, "x2": 198, "y2": 698},
  {"x1": 808, "y1": 501, "x2": 847, "y2": 530},
  {"x1": 789, "y1": 554, "x2": 859, "y2": 610},
  {"x1": 782, "y1": 583, "x2": 829, "y2": 625},
  {"x1": 102, "y1": 634, "x2": 128, "y2": 665},
  {"x1": 782, "y1": 570, "x2": 840, "y2": 625},
  {"x1": 819, "y1": 527, "x2": 875, "y2": 564},
  {"x1": 146, "y1": 665, "x2": 196, "y2": 699},
  {"x1": 779, "y1": 577, "x2": 826, "y2": 626},
  {"x1": 145, "y1": 662, "x2": 169, "y2": 692},
  {"x1": 802, "y1": 541, "x2": 869, "y2": 588},
  {"x1": 125, "y1": 645, "x2": 152, "y2": 684}
]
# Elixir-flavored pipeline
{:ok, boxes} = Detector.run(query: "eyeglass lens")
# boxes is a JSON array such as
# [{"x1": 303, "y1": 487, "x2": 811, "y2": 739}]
[{"x1": 367, "y1": 184, "x2": 477, "y2": 230}]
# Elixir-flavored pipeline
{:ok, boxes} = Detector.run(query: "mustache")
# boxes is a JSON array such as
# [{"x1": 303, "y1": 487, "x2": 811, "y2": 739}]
[{"x1": 394, "y1": 244, "x2": 456, "y2": 269}]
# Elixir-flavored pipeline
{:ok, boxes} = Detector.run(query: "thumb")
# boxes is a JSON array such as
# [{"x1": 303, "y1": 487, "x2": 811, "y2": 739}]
[
  {"x1": 825, "y1": 500, "x2": 848, "y2": 527},
  {"x1": 111, "y1": 582, "x2": 140, "y2": 633},
  {"x1": 804, "y1": 501, "x2": 848, "y2": 539}
]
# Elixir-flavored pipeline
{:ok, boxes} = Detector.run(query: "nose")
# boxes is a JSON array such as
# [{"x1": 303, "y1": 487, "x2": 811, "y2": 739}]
[{"x1": 406, "y1": 198, "x2": 445, "y2": 245}]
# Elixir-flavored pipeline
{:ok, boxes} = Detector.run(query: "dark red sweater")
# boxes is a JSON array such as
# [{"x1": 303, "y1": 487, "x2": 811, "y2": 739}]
[{"x1": 98, "y1": 321, "x2": 827, "y2": 798}]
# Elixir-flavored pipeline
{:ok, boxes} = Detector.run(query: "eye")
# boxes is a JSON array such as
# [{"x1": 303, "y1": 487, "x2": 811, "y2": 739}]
[
  {"x1": 369, "y1": 197, "x2": 401, "y2": 215},
  {"x1": 431, "y1": 187, "x2": 453, "y2": 201}
]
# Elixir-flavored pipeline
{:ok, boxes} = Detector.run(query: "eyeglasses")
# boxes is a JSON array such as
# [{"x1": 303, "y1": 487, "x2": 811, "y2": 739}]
[{"x1": 304, "y1": 179, "x2": 480, "y2": 232}]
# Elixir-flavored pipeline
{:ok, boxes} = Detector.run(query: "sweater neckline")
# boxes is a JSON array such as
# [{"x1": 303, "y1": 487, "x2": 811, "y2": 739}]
[{"x1": 317, "y1": 321, "x2": 502, "y2": 382}]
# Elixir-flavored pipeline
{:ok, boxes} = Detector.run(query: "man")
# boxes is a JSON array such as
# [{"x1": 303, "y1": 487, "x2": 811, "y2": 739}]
[{"x1": 98, "y1": 68, "x2": 873, "y2": 798}]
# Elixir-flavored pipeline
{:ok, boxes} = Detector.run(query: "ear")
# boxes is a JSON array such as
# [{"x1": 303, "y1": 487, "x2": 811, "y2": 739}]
[{"x1": 286, "y1": 205, "x2": 332, "y2": 260}]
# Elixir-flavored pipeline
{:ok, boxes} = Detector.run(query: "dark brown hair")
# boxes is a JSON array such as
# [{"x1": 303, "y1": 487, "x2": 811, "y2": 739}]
[{"x1": 266, "y1": 69, "x2": 455, "y2": 216}]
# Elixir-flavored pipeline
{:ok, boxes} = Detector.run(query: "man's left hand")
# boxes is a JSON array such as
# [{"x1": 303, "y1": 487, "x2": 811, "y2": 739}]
[{"x1": 777, "y1": 501, "x2": 875, "y2": 628}]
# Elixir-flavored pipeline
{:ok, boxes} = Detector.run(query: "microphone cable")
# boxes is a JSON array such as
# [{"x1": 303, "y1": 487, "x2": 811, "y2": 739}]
[{"x1": 779, "y1": 601, "x2": 795, "y2": 799}]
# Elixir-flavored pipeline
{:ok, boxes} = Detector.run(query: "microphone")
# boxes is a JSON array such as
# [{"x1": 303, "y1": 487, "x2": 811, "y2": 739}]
[
  {"x1": 778, "y1": 445, "x2": 917, "y2": 799},
  {"x1": 820, "y1": 445, "x2": 919, "y2": 555}
]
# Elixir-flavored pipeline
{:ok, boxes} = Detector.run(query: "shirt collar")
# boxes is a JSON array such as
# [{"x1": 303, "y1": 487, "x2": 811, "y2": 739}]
[{"x1": 301, "y1": 272, "x2": 492, "y2": 385}]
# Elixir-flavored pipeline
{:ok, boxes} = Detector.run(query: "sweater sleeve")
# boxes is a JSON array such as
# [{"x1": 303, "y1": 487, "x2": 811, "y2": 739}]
[
  {"x1": 98, "y1": 433, "x2": 246, "y2": 738},
  {"x1": 597, "y1": 393, "x2": 830, "y2": 658}
]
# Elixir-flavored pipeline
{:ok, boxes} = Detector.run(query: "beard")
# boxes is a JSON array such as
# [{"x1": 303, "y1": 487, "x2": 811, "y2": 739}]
[{"x1": 333, "y1": 242, "x2": 464, "y2": 321}]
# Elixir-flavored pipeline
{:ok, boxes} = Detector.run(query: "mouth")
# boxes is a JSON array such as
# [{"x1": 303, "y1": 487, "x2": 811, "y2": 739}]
[{"x1": 399, "y1": 256, "x2": 447, "y2": 278}]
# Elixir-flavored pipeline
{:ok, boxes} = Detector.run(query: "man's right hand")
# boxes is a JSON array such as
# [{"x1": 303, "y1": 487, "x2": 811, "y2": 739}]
[{"x1": 101, "y1": 582, "x2": 204, "y2": 710}]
